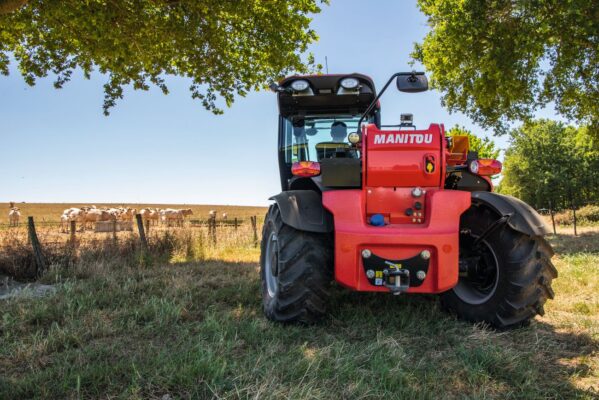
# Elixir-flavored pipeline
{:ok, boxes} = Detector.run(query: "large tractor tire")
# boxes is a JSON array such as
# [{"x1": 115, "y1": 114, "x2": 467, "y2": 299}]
[
  {"x1": 260, "y1": 204, "x2": 333, "y2": 323},
  {"x1": 442, "y1": 204, "x2": 557, "y2": 329}
]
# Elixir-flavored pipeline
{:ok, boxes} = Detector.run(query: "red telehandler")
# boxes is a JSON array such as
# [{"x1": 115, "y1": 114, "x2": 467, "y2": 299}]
[{"x1": 261, "y1": 72, "x2": 556, "y2": 329}]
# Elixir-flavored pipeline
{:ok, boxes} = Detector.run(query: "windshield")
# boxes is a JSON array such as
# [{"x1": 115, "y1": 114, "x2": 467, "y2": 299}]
[{"x1": 281, "y1": 115, "x2": 362, "y2": 163}]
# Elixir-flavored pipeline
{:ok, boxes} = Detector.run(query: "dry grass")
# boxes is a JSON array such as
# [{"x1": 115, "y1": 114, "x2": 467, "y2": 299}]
[{"x1": 0, "y1": 219, "x2": 597, "y2": 399}]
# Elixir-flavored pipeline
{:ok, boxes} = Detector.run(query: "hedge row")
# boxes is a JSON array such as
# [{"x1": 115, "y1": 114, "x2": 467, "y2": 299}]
[{"x1": 553, "y1": 205, "x2": 599, "y2": 226}]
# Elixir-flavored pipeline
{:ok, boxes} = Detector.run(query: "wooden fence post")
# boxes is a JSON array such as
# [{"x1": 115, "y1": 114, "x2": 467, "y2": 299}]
[
  {"x1": 70, "y1": 221, "x2": 77, "y2": 243},
  {"x1": 548, "y1": 199, "x2": 556, "y2": 235},
  {"x1": 250, "y1": 216, "x2": 258, "y2": 247},
  {"x1": 234, "y1": 217, "x2": 238, "y2": 230},
  {"x1": 145, "y1": 218, "x2": 151, "y2": 236},
  {"x1": 112, "y1": 220, "x2": 118, "y2": 244},
  {"x1": 28, "y1": 217, "x2": 47, "y2": 276},
  {"x1": 136, "y1": 214, "x2": 148, "y2": 252},
  {"x1": 209, "y1": 215, "x2": 217, "y2": 246}
]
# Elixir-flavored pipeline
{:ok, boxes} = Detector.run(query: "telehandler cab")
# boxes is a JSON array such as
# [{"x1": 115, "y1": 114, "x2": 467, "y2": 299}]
[{"x1": 261, "y1": 72, "x2": 557, "y2": 329}]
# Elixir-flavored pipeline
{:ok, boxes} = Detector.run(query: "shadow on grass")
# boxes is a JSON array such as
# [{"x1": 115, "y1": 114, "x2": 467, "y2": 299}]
[{"x1": 547, "y1": 230, "x2": 599, "y2": 255}]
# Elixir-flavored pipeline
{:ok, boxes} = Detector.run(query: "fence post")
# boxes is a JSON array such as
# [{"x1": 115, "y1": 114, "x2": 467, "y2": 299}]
[
  {"x1": 70, "y1": 221, "x2": 77, "y2": 243},
  {"x1": 250, "y1": 216, "x2": 258, "y2": 247},
  {"x1": 234, "y1": 217, "x2": 238, "y2": 230},
  {"x1": 112, "y1": 219, "x2": 118, "y2": 244},
  {"x1": 145, "y1": 218, "x2": 150, "y2": 236},
  {"x1": 548, "y1": 199, "x2": 556, "y2": 235},
  {"x1": 209, "y1": 215, "x2": 217, "y2": 246},
  {"x1": 136, "y1": 214, "x2": 148, "y2": 252},
  {"x1": 28, "y1": 217, "x2": 47, "y2": 276}
]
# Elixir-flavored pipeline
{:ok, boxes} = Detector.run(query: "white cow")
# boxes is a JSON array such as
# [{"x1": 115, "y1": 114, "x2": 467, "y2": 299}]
[
  {"x1": 160, "y1": 208, "x2": 193, "y2": 227},
  {"x1": 81, "y1": 208, "x2": 114, "y2": 230},
  {"x1": 60, "y1": 208, "x2": 86, "y2": 232},
  {"x1": 160, "y1": 208, "x2": 181, "y2": 227},
  {"x1": 140, "y1": 208, "x2": 160, "y2": 226},
  {"x1": 222, "y1": 212, "x2": 228, "y2": 221},
  {"x1": 8, "y1": 207, "x2": 21, "y2": 227}
]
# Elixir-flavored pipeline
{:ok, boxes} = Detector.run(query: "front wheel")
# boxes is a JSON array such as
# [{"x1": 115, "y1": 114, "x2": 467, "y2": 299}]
[
  {"x1": 442, "y1": 204, "x2": 557, "y2": 329},
  {"x1": 260, "y1": 204, "x2": 333, "y2": 323}
]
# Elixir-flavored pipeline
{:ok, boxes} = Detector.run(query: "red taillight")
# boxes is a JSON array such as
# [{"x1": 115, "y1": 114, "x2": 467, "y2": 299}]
[
  {"x1": 469, "y1": 159, "x2": 502, "y2": 176},
  {"x1": 291, "y1": 161, "x2": 321, "y2": 177}
]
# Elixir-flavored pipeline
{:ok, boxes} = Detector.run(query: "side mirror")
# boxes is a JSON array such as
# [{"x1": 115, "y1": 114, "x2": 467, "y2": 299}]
[
  {"x1": 268, "y1": 82, "x2": 280, "y2": 92},
  {"x1": 396, "y1": 72, "x2": 428, "y2": 93}
]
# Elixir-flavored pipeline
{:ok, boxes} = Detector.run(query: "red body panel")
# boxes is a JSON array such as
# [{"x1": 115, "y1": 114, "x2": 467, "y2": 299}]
[
  {"x1": 323, "y1": 190, "x2": 471, "y2": 292},
  {"x1": 323, "y1": 123, "x2": 471, "y2": 293},
  {"x1": 365, "y1": 124, "x2": 444, "y2": 188}
]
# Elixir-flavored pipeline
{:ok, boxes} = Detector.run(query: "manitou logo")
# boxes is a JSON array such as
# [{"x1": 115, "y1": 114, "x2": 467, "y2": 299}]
[{"x1": 373, "y1": 133, "x2": 433, "y2": 145}]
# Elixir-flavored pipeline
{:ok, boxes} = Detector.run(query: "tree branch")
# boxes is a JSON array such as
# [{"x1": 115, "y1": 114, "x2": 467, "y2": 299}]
[{"x1": 0, "y1": 0, "x2": 27, "y2": 15}]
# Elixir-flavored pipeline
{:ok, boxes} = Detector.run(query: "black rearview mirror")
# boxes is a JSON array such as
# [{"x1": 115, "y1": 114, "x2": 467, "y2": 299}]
[{"x1": 396, "y1": 72, "x2": 428, "y2": 93}]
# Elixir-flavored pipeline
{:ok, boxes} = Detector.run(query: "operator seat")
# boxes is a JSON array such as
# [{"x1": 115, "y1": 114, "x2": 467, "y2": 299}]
[{"x1": 316, "y1": 121, "x2": 356, "y2": 160}]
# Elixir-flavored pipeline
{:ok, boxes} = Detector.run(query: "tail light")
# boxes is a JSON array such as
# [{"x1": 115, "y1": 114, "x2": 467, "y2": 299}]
[
  {"x1": 291, "y1": 161, "x2": 321, "y2": 177},
  {"x1": 469, "y1": 159, "x2": 502, "y2": 176}
]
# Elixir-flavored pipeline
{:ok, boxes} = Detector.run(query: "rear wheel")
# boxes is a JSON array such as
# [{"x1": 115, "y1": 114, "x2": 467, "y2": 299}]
[
  {"x1": 260, "y1": 204, "x2": 333, "y2": 323},
  {"x1": 442, "y1": 204, "x2": 557, "y2": 329}
]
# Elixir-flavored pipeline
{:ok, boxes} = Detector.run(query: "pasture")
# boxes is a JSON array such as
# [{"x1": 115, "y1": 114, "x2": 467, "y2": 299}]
[
  {"x1": 0, "y1": 209, "x2": 597, "y2": 399},
  {"x1": 0, "y1": 203, "x2": 267, "y2": 226}
]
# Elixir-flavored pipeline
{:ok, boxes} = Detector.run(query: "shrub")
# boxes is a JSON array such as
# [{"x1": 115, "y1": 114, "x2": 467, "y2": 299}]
[
  {"x1": 577, "y1": 205, "x2": 599, "y2": 223},
  {"x1": 553, "y1": 205, "x2": 599, "y2": 226}
]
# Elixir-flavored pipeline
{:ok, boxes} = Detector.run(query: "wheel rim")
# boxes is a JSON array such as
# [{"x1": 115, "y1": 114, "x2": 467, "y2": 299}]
[
  {"x1": 264, "y1": 231, "x2": 279, "y2": 298},
  {"x1": 454, "y1": 237, "x2": 500, "y2": 305}
]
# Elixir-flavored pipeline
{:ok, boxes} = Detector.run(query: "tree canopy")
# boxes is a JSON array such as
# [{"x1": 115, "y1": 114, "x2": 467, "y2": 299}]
[
  {"x1": 413, "y1": 0, "x2": 598, "y2": 134},
  {"x1": 498, "y1": 119, "x2": 599, "y2": 210},
  {"x1": 447, "y1": 125, "x2": 500, "y2": 159},
  {"x1": 0, "y1": 0, "x2": 325, "y2": 114}
]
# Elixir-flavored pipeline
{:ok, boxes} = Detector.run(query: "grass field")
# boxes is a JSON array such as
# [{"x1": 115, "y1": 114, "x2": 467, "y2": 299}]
[
  {"x1": 0, "y1": 203, "x2": 267, "y2": 225},
  {"x1": 0, "y1": 214, "x2": 597, "y2": 398}
]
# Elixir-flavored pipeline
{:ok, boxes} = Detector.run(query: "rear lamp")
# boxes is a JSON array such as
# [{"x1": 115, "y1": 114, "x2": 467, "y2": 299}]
[
  {"x1": 469, "y1": 159, "x2": 502, "y2": 176},
  {"x1": 340, "y1": 77, "x2": 360, "y2": 90},
  {"x1": 291, "y1": 161, "x2": 321, "y2": 177},
  {"x1": 290, "y1": 80, "x2": 310, "y2": 92}
]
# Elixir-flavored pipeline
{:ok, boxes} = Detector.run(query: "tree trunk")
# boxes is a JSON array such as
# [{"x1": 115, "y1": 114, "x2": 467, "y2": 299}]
[{"x1": 548, "y1": 199, "x2": 556, "y2": 235}]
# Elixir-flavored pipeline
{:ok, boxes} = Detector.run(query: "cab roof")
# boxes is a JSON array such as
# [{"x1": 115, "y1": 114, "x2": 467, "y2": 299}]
[{"x1": 277, "y1": 73, "x2": 377, "y2": 117}]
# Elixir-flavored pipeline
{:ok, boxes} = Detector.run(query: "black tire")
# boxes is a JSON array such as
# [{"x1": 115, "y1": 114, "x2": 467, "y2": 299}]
[
  {"x1": 260, "y1": 204, "x2": 333, "y2": 323},
  {"x1": 441, "y1": 204, "x2": 557, "y2": 329}
]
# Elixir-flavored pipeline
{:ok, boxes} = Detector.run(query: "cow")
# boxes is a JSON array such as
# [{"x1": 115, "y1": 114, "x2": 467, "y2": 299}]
[
  {"x1": 140, "y1": 208, "x2": 160, "y2": 226},
  {"x1": 222, "y1": 212, "x2": 228, "y2": 220},
  {"x1": 160, "y1": 208, "x2": 182, "y2": 227},
  {"x1": 8, "y1": 207, "x2": 20, "y2": 227},
  {"x1": 81, "y1": 208, "x2": 115, "y2": 230}
]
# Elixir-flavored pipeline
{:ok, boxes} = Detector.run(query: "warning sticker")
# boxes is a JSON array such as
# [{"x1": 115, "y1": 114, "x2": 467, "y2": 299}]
[
  {"x1": 374, "y1": 278, "x2": 383, "y2": 286},
  {"x1": 425, "y1": 155, "x2": 435, "y2": 174}
]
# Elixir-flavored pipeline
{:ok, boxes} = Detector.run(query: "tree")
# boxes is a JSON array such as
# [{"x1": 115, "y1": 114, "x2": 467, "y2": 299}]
[
  {"x1": 447, "y1": 125, "x2": 499, "y2": 159},
  {"x1": 412, "y1": 0, "x2": 598, "y2": 134},
  {"x1": 498, "y1": 120, "x2": 599, "y2": 213},
  {"x1": 0, "y1": 0, "x2": 325, "y2": 114}
]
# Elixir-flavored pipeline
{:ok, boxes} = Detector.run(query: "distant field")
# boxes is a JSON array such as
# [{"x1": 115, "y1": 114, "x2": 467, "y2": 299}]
[{"x1": 0, "y1": 203, "x2": 268, "y2": 224}]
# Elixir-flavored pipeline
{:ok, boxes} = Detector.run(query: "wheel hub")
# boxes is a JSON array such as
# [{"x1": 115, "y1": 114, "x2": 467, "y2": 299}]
[
  {"x1": 454, "y1": 234, "x2": 500, "y2": 305},
  {"x1": 264, "y1": 232, "x2": 279, "y2": 297}
]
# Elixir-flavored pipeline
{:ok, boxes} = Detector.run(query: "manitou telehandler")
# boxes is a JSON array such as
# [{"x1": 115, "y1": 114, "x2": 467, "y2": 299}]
[{"x1": 261, "y1": 72, "x2": 557, "y2": 329}]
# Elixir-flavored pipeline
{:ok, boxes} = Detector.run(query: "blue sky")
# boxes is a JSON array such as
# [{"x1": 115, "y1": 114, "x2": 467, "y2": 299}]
[{"x1": 1, "y1": 0, "x2": 545, "y2": 205}]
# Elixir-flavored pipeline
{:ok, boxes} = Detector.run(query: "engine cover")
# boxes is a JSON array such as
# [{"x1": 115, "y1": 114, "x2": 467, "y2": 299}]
[{"x1": 365, "y1": 124, "x2": 444, "y2": 188}]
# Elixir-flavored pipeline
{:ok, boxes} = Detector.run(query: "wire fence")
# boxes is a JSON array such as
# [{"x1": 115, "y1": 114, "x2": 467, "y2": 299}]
[{"x1": 0, "y1": 214, "x2": 262, "y2": 280}]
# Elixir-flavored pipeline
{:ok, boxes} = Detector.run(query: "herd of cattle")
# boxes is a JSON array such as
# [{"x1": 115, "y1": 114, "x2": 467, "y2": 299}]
[
  {"x1": 59, "y1": 206, "x2": 196, "y2": 231},
  {"x1": 6, "y1": 205, "x2": 228, "y2": 231}
]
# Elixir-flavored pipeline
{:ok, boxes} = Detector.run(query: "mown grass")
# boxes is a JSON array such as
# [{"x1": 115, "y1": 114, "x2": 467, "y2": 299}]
[{"x1": 0, "y1": 228, "x2": 597, "y2": 399}]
